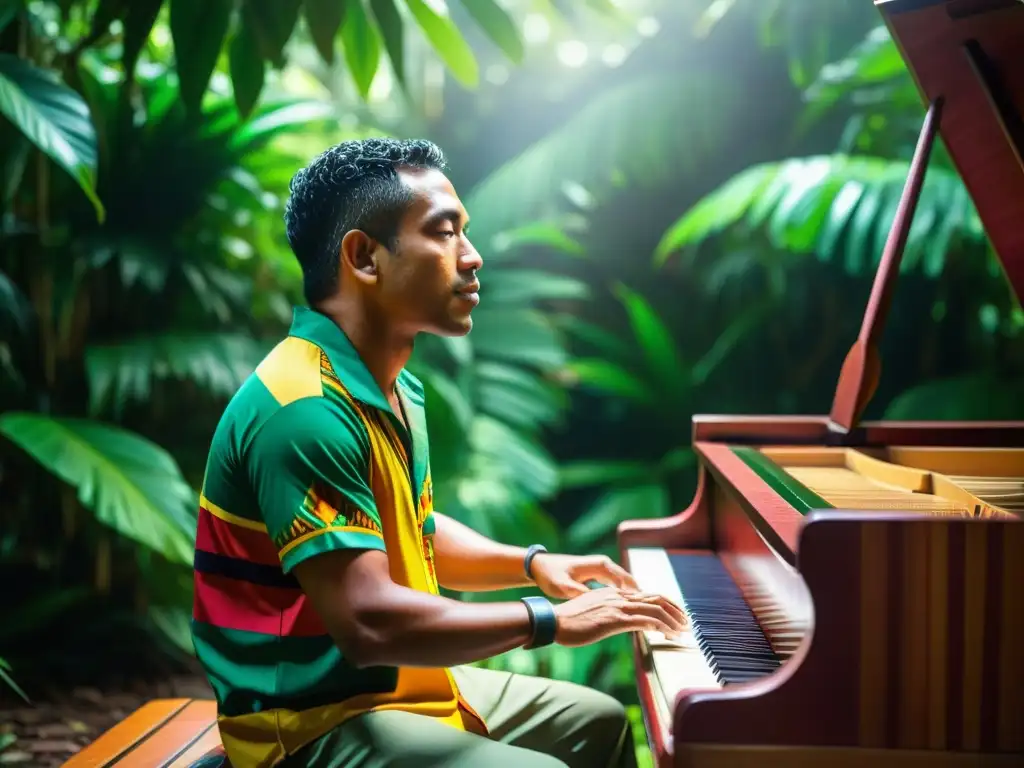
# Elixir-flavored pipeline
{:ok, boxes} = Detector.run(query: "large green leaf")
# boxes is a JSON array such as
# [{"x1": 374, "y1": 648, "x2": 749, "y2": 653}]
[
  {"x1": 613, "y1": 283, "x2": 688, "y2": 397},
  {"x1": 564, "y1": 358, "x2": 653, "y2": 405},
  {"x1": 0, "y1": 0, "x2": 19, "y2": 35},
  {"x1": 304, "y1": 0, "x2": 350, "y2": 63},
  {"x1": 405, "y1": 0, "x2": 479, "y2": 87},
  {"x1": 0, "y1": 54, "x2": 103, "y2": 220},
  {"x1": 229, "y1": 98, "x2": 338, "y2": 153},
  {"x1": 455, "y1": 0, "x2": 523, "y2": 64},
  {"x1": 170, "y1": 0, "x2": 233, "y2": 113},
  {"x1": 229, "y1": 13, "x2": 266, "y2": 117},
  {"x1": 655, "y1": 155, "x2": 985, "y2": 278},
  {"x1": 243, "y1": 0, "x2": 303, "y2": 68},
  {"x1": 0, "y1": 413, "x2": 196, "y2": 565},
  {"x1": 883, "y1": 374, "x2": 1024, "y2": 421},
  {"x1": 341, "y1": 0, "x2": 382, "y2": 99},
  {"x1": 121, "y1": 0, "x2": 163, "y2": 81},
  {"x1": 465, "y1": 74, "x2": 745, "y2": 249},
  {"x1": 369, "y1": 0, "x2": 406, "y2": 88},
  {"x1": 469, "y1": 307, "x2": 567, "y2": 370}
]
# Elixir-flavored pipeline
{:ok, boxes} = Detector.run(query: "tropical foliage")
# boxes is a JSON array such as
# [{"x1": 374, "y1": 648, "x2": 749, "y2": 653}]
[
  {"x1": 1, "y1": 7, "x2": 1020, "y2": 768},
  {"x1": 0, "y1": 0, "x2": 591, "y2": 683},
  {"x1": 651, "y1": 20, "x2": 1023, "y2": 418}
]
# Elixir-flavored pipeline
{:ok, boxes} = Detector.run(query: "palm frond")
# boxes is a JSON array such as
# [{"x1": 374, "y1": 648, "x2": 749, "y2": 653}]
[
  {"x1": 655, "y1": 154, "x2": 987, "y2": 278},
  {"x1": 464, "y1": 74, "x2": 746, "y2": 250},
  {"x1": 468, "y1": 307, "x2": 569, "y2": 371},
  {"x1": 474, "y1": 361, "x2": 567, "y2": 431},
  {"x1": 801, "y1": 25, "x2": 916, "y2": 127},
  {"x1": 85, "y1": 333, "x2": 272, "y2": 416}
]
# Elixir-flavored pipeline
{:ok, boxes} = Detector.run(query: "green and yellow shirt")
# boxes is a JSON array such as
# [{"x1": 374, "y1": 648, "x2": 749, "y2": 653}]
[{"x1": 191, "y1": 306, "x2": 485, "y2": 767}]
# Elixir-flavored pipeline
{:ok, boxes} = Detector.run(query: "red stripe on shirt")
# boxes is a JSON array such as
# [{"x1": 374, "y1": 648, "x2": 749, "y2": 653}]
[
  {"x1": 196, "y1": 506, "x2": 279, "y2": 567},
  {"x1": 192, "y1": 571, "x2": 327, "y2": 637}
]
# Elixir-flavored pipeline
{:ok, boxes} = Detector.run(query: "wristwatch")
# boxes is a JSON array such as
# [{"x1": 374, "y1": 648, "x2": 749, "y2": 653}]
[
  {"x1": 523, "y1": 544, "x2": 547, "y2": 580},
  {"x1": 521, "y1": 596, "x2": 557, "y2": 649}
]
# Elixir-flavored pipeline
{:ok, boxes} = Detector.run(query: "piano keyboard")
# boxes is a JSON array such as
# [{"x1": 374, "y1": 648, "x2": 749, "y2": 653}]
[{"x1": 628, "y1": 548, "x2": 782, "y2": 716}]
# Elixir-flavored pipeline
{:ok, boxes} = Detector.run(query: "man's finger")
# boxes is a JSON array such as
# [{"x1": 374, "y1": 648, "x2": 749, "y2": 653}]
[
  {"x1": 559, "y1": 579, "x2": 590, "y2": 598},
  {"x1": 622, "y1": 592, "x2": 687, "y2": 626},
  {"x1": 577, "y1": 557, "x2": 638, "y2": 590},
  {"x1": 623, "y1": 598, "x2": 685, "y2": 634}
]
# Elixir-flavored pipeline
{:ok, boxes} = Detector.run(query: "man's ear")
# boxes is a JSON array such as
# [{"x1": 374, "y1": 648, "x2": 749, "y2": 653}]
[{"x1": 340, "y1": 230, "x2": 380, "y2": 286}]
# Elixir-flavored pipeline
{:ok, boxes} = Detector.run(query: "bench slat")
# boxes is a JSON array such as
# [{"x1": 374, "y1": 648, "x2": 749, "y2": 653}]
[
  {"x1": 64, "y1": 699, "x2": 192, "y2": 768},
  {"x1": 115, "y1": 700, "x2": 218, "y2": 767},
  {"x1": 167, "y1": 725, "x2": 223, "y2": 768},
  {"x1": 65, "y1": 698, "x2": 223, "y2": 768}
]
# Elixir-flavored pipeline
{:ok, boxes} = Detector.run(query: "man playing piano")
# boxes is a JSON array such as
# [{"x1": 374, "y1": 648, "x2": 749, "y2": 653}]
[{"x1": 190, "y1": 138, "x2": 685, "y2": 768}]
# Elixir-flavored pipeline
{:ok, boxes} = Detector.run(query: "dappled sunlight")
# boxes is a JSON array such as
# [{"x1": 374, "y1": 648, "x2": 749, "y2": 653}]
[{"x1": 1, "y1": 1, "x2": 1022, "y2": 766}]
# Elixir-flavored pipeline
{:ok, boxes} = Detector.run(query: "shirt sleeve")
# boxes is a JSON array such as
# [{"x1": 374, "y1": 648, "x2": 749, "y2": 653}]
[{"x1": 246, "y1": 397, "x2": 385, "y2": 574}]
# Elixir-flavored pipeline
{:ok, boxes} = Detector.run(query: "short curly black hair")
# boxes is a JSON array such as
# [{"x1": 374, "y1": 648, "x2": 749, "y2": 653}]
[{"x1": 284, "y1": 137, "x2": 447, "y2": 304}]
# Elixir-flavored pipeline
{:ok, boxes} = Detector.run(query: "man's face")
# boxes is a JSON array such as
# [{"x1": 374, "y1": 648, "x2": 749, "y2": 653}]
[{"x1": 372, "y1": 167, "x2": 483, "y2": 336}]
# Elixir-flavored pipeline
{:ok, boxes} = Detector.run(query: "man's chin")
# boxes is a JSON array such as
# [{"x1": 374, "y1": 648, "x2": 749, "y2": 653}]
[{"x1": 424, "y1": 315, "x2": 473, "y2": 338}]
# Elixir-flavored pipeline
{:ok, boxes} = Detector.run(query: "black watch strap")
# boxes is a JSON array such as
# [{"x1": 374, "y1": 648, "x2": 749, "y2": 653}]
[
  {"x1": 524, "y1": 544, "x2": 548, "y2": 580},
  {"x1": 521, "y1": 596, "x2": 557, "y2": 649}
]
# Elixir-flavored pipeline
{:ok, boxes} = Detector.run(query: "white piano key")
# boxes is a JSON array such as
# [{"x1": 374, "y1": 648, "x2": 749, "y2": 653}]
[
  {"x1": 626, "y1": 547, "x2": 721, "y2": 699},
  {"x1": 627, "y1": 546, "x2": 689, "y2": 646}
]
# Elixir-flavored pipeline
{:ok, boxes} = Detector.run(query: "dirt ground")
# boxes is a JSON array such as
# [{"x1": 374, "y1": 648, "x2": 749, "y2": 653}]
[{"x1": 0, "y1": 664, "x2": 213, "y2": 766}]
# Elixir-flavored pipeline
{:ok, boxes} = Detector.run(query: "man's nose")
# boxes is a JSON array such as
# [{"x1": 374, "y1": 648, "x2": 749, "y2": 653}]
[{"x1": 459, "y1": 239, "x2": 483, "y2": 271}]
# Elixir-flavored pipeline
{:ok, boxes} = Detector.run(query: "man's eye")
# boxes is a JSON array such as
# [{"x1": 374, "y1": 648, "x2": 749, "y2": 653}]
[{"x1": 438, "y1": 229, "x2": 456, "y2": 238}]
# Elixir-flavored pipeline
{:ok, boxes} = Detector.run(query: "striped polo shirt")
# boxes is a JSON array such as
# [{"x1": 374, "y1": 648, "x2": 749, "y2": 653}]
[{"x1": 191, "y1": 306, "x2": 485, "y2": 768}]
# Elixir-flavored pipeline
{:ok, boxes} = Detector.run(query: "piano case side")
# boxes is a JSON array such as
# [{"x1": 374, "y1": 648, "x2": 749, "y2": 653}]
[{"x1": 670, "y1": 512, "x2": 1024, "y2": 760}]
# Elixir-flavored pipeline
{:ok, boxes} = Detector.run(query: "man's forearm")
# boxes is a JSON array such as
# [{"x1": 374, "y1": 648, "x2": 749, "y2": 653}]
[
  {"x1": 431, "y1": 512, "x2": 535, "y2": 591},
  {"x1": 347, "y1": 586, "x2": 533, "y2": 668}
]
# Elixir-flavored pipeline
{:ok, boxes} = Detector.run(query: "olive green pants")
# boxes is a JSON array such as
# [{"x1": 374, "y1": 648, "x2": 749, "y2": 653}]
[{"x1": 282, "y1": 665, "x2": 638, "y2": 768}]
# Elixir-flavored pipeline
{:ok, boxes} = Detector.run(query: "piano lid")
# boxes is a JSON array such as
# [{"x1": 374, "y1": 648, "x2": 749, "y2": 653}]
[{"x1": 877, "y1": 0, "x2": 1024, "y2": 302}]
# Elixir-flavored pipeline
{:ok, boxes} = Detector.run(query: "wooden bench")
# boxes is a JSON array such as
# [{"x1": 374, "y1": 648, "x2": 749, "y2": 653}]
[{"x1": 64, "y1": 699, "x2": 225, "y2": 767}]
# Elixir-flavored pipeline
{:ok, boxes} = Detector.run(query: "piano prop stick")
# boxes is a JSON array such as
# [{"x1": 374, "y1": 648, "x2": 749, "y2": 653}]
[
  {"x1": 617, "y1": 1, "x2": 1024, "y2": 766},
  {"x1": 828, "y1": 98, "x2": 943, "y2": 439}
]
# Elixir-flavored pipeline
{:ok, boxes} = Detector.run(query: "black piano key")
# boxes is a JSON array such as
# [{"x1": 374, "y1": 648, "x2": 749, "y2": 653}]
[{"x1": 668, "y1": 553, "x2": 781, "y2": 686}]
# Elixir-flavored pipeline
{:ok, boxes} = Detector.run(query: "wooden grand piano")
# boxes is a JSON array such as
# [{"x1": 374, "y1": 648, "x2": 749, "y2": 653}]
[{"x1": 617, "y1": 1, "x2": 1024, "y2": 766}]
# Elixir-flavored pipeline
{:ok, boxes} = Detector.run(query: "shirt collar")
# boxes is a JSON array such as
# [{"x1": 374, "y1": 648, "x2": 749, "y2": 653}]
[{"x1": 287, "y1": 306, "x2": 423, "y2": 412}]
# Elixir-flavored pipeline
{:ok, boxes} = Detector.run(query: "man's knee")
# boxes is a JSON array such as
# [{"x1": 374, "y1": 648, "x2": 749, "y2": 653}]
[{"x1": 568, "y1": 686, "x2": 630, "y2": 738}]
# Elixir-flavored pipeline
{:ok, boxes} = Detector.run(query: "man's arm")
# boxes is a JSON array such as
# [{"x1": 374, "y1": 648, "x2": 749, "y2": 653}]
[
  {"x1": 249, "y1": 399, "x2": 534, "y2": 668},
  {"x1": 250, "y1": 399, "x2": 684, "y2": 668},
  {"x1": 431, "y1": 512, "x2": 534, "y2": 592},
  {"x1": 294, "y1": 548, "x2": 534, "y2": 668},
  {"x1": 430, "y1": 513, "x2": 640, "y2": 598}
]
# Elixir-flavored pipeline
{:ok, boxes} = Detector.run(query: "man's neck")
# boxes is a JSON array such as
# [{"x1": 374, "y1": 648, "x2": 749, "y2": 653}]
[{"x1": 314, "y1": 297, "x2": 413, "y2": 403}]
